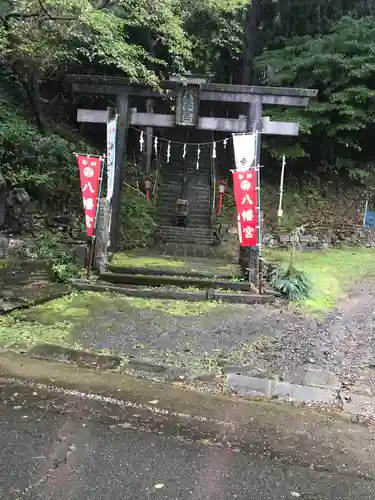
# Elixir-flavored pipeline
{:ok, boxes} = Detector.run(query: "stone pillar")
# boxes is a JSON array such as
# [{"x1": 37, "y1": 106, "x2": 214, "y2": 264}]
[
  {"x1": 0, "y1": 170, "x2": 7, "y2": 228},
  {"x1": 238, "y1": 101, "x2": 263, "y2": 288},
  {"x1": 94, "y1": 198, "x2": 111, "y2": 271},
  {"x1": 110, "y1": 91, "x2": 129, "y2": 251}
]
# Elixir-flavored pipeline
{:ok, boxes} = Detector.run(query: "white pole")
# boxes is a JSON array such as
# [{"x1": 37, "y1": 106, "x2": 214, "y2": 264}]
[{"x1": 278, "y1": 155, "x2": 286, "y2": 218}]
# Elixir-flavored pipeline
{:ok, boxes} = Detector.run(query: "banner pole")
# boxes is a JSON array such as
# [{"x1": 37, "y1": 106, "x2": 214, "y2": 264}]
[
  {"x1": 86, "y1": 240, "x2": 95, "y2": 279},
  {"x1": 278, "y1": 155, "x2": 286, "y2": 218},
  {"x1": 255, "y1": 132, "x2": 262, "y2": 294},
  {"x1": 363, "y1": 200, "x2": 369, "y2": 227},
  {"x1": 87, "y1": 156, "x2": 105, "y2": 279}
]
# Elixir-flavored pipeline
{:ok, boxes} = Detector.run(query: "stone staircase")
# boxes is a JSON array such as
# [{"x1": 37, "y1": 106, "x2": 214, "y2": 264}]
[
  {"x1": 154, "y1": 132, "x2": 214, "y2": 250},
  {"x1": 74, "y1": 263, "x2": 276, "y2": 305}
]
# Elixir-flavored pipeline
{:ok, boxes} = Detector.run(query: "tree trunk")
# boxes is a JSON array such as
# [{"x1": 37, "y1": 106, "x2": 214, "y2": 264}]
[
  {"x1": 278, "y1": 0, "x2": 290, "y2": 38},
  {"x1": 242, "y1": 0, "x2": 262, "y2": 85},
  {"x1": 145, "y1": 32, "x2": 157, "y2": 173},
  {"x1": 21, "y1": 69, "x2": 45, "y2": 135}
]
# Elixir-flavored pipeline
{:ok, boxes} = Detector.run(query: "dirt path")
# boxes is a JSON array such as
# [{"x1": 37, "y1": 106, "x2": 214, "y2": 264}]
[
  {"x1": 29, "y1": 280, "x2": 372, "y2": 398},
  {"x1": 242, "y1": 282, "x2": 375, "y2": 396}
]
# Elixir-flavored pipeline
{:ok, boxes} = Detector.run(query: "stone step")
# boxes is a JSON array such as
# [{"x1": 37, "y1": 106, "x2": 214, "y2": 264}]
[
  {"x1": 158, "y1": 178, "x2": 210, "y2": 185},
  {"x1": 156, "y1": 236, "x2": 214, "y2": 244},
  {"x1": 156, "y1": 234, "x2": 214, "y2": 243},
  {"x1": 156, "y1": 225, "x2": 212, "y2": 233},
  {"x1": 157, "y1": 188, "x2": 211, "y2": 197},
  {"x1": 106, "y1": 264, "x2": 241, "y2": 280},
  {"x1": 155, "y1": 227, "x2": 212, "y2": 236},
  {"x1": 158, "y1": 179, "x2": 211, "y2": 186},
  {"x1": 157, "y1": 225, "x2": 212, "y2": 234},
  {"x1": 157, "y1": 190, "x2": 211, "y2": 198},
  {"x1": 156, "y1": 200, "x2": 211, "y2": 208},
  {"x1": 73, "y1": 280, "x2": 274, "y2": 305},
  {"x1": 156, "y1": 227, "x2": 213, "y2": 234},
  {"x1": 158, "y1": 181, "x2": 211, "y2": 188},
  {"x1": 156, "y1": 235, "x2": 214, "y2": 245},
  {"x1": 156, "y1": 189, "x2": 211, "y2": 196},
  {"x1": 156, "y1": 197, "x2": 211, "y2": 205},
  {"x1": 158, "y1": 242, "x2": 216, "y2": 258},
  {"x1": 155, "y1": 210, "x2": 211, "y2": 219},
  {"x1": 155, "y1": 218, "x2": 212, "y2": 226},
  {"x1": 155, "y1": 220, "x2": 211, "y2": 228},
  {"x1": 99, "y1": 271, "x2": 251, "y2": 291},
  {"x1": 155, "y1": 203, "x2": 211, "y2": 210},
  {"x1": 159, "y1": 173, "x2": 211, "y2": 181},
  {"x1": 156, "y1": 204, "x2": 211, "y2": 211}
]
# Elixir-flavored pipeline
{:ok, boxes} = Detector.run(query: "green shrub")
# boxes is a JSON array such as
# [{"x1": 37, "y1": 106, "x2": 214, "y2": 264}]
[
  {"x1": 217, "y1": 185, "x2": 236, "y2": 223},
  {"x1": 270, "y1": 264, "x2": 311, "y2": 301},
  {"x1": 51, "y1": 253, "x2": 81, "y2": 283},
  {"x1": 119, "y1": 188, "x2": 155, "y2": 250},
  {"x1": 21, "y1": 234, "x2": 82, "y2": 283},
  {"x1": 0, "y1": 99, "x2": 90, "y2": 209}
]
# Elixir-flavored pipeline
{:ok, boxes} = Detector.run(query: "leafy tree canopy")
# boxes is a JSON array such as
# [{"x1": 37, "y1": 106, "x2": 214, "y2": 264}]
[
  {"x1": 256, "y1": 15, "x2": 375, "y2": 179},
  {"x1": 0, "y1": 0, "x2": 193, "y2": 82}
]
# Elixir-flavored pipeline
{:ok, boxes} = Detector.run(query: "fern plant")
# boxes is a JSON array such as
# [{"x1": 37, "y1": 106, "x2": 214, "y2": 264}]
[{"x1": 270, "y1": 264, "x2": 311, "y2": 301}]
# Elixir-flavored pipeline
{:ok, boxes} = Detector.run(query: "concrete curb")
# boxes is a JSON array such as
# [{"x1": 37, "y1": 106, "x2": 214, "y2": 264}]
[
  {"x1": 226, "y1": 373, "x2": 375, "y2": 420},
  {"x1": 2, "y1": 353, "x2": 375, "y2": 478},
  {"x1": 21, "y1": 343, "x2": 219, "y2": 384},
  {"x1": 3, "y1": 343, "x2": 374, "y2": 421}
]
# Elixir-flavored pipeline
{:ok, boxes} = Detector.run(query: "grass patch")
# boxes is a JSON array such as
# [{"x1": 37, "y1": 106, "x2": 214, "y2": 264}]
[
  {"x1": 0, "y1": 318, "x2": 81, "y2": 349},
  {"x1": 111, "y1": 250, "x2": 241, "y2": 276},
  {"x1": 0, "y1": 291, "x2": 224, "y2": 351},
  {"x1": 0, "y1": 292, "x2": 117, "y2": 349},
  {"x1": 265, "y1": 248, "x2": 375, "y2": 313},
  {"x1": 111, "y1": 251, "x2": 188, "y2": 269},
  {"x1": 115, "y1": 296, "x2": 220, "y2": 316}
]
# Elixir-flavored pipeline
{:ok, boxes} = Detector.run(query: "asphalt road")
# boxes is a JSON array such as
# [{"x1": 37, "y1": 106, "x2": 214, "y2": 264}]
[{"x1": 1, "y1": 403, "x2": 374, "y2": 500}]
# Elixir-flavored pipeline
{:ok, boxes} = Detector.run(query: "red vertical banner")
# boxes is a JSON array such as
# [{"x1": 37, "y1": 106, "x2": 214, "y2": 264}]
[
  {"x1": 232, "y1": 169, "x2": 258, "y2": 247},
  {"x1": 76, "y1": 155, "x2": 102, "y2": 237}
]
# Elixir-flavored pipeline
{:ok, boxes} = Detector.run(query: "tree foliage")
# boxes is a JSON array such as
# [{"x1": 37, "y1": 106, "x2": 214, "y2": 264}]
[
  {"x1": 256, "y1": 15, "x2": 375, "y2": 179},
  {"x1": 2, "y1": 0, "x2": 375, "y2": 222},
  {"x1": 0, "y1": 88, "x2": 88, "y2": 207},
  {"x1": 180, "y1": 0, "x2": 247, "y2": 81}
]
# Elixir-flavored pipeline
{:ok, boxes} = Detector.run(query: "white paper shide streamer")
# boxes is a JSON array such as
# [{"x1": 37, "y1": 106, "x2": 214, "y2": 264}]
[
  {"x1": 167, "y1": 141, "x2": 171, "y2": 163},
  {"x1": 136, "y1": 129, "x2": 236, "y2": 163},
  {"x1": 196, "y1": 145, "x2": 200, "y2": 170},
  {"x1": 154, "y1": 137, "x2": 158, "y2": 156}
]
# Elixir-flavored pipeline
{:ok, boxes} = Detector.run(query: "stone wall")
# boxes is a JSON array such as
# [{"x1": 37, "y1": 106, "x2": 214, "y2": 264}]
[
  {"x1": 0, "y1": 235, "x2": 87, "y2": 265},
  {"x1": 263, "y1": 225, "x2": 375, "y2": 249},
  {"x1": 0, "y1": 235, "x2": 31, "y2": 259}
]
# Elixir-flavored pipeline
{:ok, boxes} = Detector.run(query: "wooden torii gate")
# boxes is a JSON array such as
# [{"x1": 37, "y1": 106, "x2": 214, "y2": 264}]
[{"x1": 68, "y1": 75, "x2": 317, "y2": 251}]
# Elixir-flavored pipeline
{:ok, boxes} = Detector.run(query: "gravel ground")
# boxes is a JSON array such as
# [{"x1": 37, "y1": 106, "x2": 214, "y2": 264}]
[
  {"x1": 68, "y1": 280, "x2": 375, "y2": 397},
  {"x1": 242, "y1": 282, "x2": 375, "y2": 395},
  {"x1": 75, "y1": 298, "x2": 294, "y2": 370}
]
